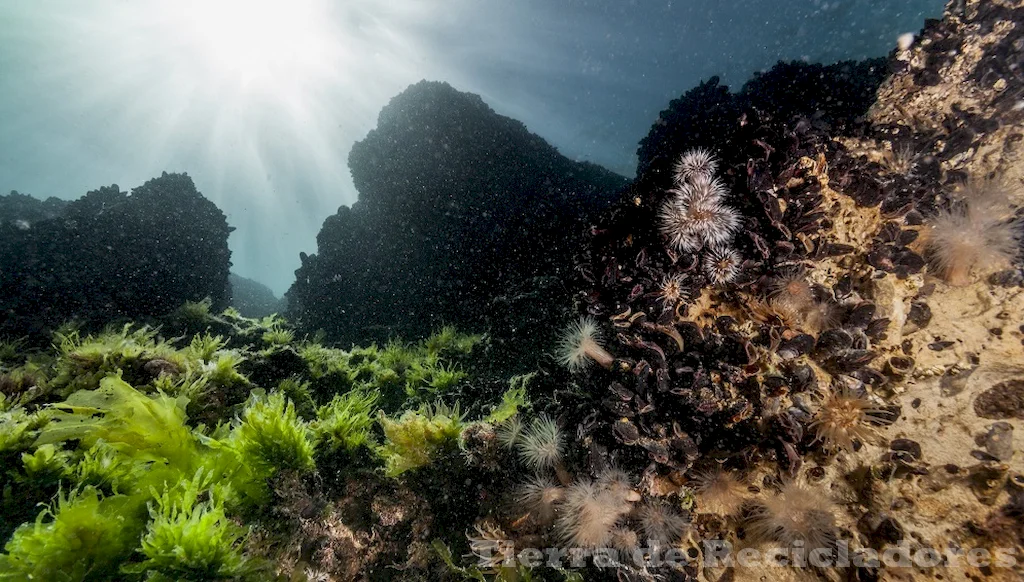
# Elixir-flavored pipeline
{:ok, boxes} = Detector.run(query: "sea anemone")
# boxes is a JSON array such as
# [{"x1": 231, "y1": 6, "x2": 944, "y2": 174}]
[
  {"x1": 672, "y1": 148, "x2": 718, "y2": 184},
  {"x1": 557, "y1": 316, "x2": 615, "y2": 372},
  {"x1": 925, "y1": 177, "x2": 1022, "y2": 286},
  {"x1": 555, "y1": 476, "x2": 637, "y2": 548},
  {"x1": 516, "y1": 415, "x2": 564, "y2": 470},
  {"x1": 744, "y1": 481, "x2": 838, "y2": 551},
  {"x1": 704, "y1": 246, "x2": 742, "y2": 285},
  {"x1": 516, "y1": 475, "x2": 565, "y2": 526},
  {"x1": 690, "y1": 468, "x2": 749, "y2": 516},
  {"x1": 637, "y1": 499, "x2": 690, "y2": 544},
  {"x1": 496, "y1": 416, "x2": 523, "y2": 449},
  {"x1": 677, "y1": 174, "x2": 728, "y2": 204},
  {"x1": 768, "y1": 266, "x2": 815, "y2": 308},
  {"x1": 809, "y1": 381, "x2": 887, "y2": 452},
  {"x1": 656, "y1": 275, "x2": 688, "y2": 309},
  {"x1": 467, "y1": 522, "x2": 513, "y2": 570}
]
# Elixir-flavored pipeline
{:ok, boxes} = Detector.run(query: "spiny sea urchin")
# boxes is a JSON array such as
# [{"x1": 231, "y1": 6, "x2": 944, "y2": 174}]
[{"x1": 556, "y1": 316, "x2": 615, "y2": 372}]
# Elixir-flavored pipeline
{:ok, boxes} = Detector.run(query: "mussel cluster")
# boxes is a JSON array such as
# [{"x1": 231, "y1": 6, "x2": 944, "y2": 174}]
[{"x1": 574, "y1": 94, "x2": 905, "y2": 479}]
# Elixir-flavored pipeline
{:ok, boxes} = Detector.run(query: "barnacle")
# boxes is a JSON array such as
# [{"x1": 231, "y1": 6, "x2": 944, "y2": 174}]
[
  {"x1": 809, "y1": 381, "x2": 887, "y2": 451},
  {"x1": 557, "y1": 316, "x2": 616, "y2": 372},
  {"x1": 744, "y1": 480, "x2": 838, "y2": 550}
]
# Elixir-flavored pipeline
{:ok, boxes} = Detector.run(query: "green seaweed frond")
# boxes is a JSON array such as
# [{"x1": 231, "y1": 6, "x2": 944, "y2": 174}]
[
  {"x1": 227, "y1": 391, "x2": 315, "y2": 478},
  {"x1": 199, "y1": 350, "x2": 250, "y2": 390},
  {"x1": 423, "y1": 326, "x2": 483, "y2": 356},
  {"x1": 377, "y1": 403, "x2": 464, "y2": 477},
  {"x1": 126, "y1": 468, "x2": 254, "y2": 580},
  {"x1": 0, "y1": 486, "x2": 143, "y2": 581},
  {"x1": 261, "y1": 327, "x2": 294, "y2": 346},
  {"x1": 277, "y1": 378, "x2": 317, "y2": 420},
  {"x1": 51, "y1": 324, "x2": 184, "y2": 394},
  {"x1": 484, "y1": 381, "x2": 529, "y2": 425},
  {"x1": 35, "y1": 376, "x2": 198, "y2": 480},
  {"x1": 175, "y1": 298, "x2": 215, "y2": 323},
  {"x1": 1, "y1": 405, "x2": 46, "y2": 457},
  {"x1": 73, "y1": 441, "x2": 145, "y2": 496},
  {"x1": 313, "y1": 388, "x2": 379, "y2": 455},
  {"x1": 0, "y1": 338, "x2": 25, "y2": 365},
  {"x1": 186, "y1": 333, "x2": 228, "y2": 363},
  {"x1": 18, "y1": 444, "x2": 73, "y2": 486}
]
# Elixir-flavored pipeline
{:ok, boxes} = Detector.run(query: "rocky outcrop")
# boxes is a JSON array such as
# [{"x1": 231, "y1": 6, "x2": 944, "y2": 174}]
[
  {"x1": 0, "y1": 172, "x2": 233, "y2": 338},
  {"x1": 287, "y1": 81, "x2": 627, "y2": 355},
  {"x1": 229, "y1": 273, "x2": 286, "y2": 318}
]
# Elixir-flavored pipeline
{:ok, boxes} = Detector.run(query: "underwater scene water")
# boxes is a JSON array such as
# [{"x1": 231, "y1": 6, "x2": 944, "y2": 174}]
[{"x1": 2, "y1": 0, "x2": 1024, "y2": 580}]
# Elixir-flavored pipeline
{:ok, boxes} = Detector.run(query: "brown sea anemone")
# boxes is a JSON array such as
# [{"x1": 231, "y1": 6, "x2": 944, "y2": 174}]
[
  {"x1": 690, "y1": 467, "x2": 749, "y2": 516},
  {"x1": 809, "y1": 381, "x2": 888, "y2": 452},
  {"x1": 744, "y1": 480, "x2": 838, "y2": 551},
  {"x1": 557, "y1": 316, "x2": 615, "y2": 372},
  {"x1": 925, "y1": 176, "x2": 1021, "y2": 286}
]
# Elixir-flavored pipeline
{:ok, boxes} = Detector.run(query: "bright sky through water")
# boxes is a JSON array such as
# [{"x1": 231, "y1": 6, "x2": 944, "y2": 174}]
[{"x1": 0, "y1": 0, "x2": 945, "y2": 295}]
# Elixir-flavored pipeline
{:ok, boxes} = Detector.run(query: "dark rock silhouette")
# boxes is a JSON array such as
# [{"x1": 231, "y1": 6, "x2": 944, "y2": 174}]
[
  {"x1": 0, "y1": 172, "x2": 233, "y2": 339},
  {"x1": 287, "y1": 81, "x2": 627, "y2": 356},
  {"x1": 229, "y1": 273, "x2": 286, "y2": 318}
]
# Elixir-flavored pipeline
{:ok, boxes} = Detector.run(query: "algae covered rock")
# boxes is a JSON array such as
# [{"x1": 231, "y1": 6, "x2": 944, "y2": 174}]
[
  {"x1": 286, "y1": 81, "x2": 627, "y2": 354},
  {"x1": 0, "y1": 172, "x2": 233, "y2": 338}
]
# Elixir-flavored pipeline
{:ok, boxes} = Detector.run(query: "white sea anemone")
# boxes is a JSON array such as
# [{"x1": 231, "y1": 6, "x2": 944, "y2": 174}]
[
  {"x1": 673, "y1": 148, "x2": 718, "y2": 184},
  {"x1": 516, "y1": 474, "x2": 565, "y2": 526},
  {"x1": 496, "y1": 416, "x2": 523, "y2": 449},
  {"x1": 555, "y1": 476, "x2": 637, "y2": 548},
  {"x1": 745, "y1": 481, "x2": 838, "y2": 551},
  {"x1": 656, "y1": 274, "x2": 688, "y2": 308},
  {"x1": 516, "y1": 415, "x2": 564, "y2": 470},
  {"x1": 704, "y1": 246, "x2": 742, "y2": 284},
  {"x1": 556, "y1": 316, "x2": 615, "y2": 372},
  {"x1": 926, "y1": 176, "x2": 1022, "y2": 286},
  {"x1": 637, "y1": 499, "x2": 690, "y2": 545},
  {"x1": 677, "y1": 174, "x2": 728, "y2": 204},
  {"x1": 691, "y1": 467, "x2": 749, "y2": 516}
]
